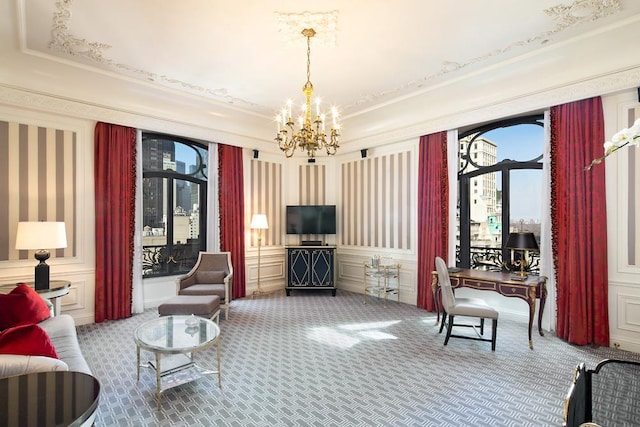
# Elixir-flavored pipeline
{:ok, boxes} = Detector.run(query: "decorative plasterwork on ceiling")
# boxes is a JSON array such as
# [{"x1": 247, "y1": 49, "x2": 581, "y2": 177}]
[
  {"x1": 345, "y1": 0, "x2": 622, "y2": 110},
  {"x1": 545, "y1": 0, "x2": 620, "y2": 25},
  {"x1": 274, "y1": 11, "x2": 339, "y2": 48},
  {"x1": 41, "y1": 0, "x2": 624, "y2": 114},
  {"x1": 47, "y1": 0, "x2": 257, "y2": 107}
]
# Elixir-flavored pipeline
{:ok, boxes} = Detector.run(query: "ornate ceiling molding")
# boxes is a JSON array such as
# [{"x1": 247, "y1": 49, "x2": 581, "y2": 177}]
[
  {"x1": 274, "y1": 11, "x2": 339, "y2": 48},
  {"x1": 344, "y1": 66, "x2": 640, "y2": 149},
  {"x1": 47, "y1": 0, "x2": 258, "y2": 108},
  {"x1": 345, "y1": 0, "x2": 622, "y2": 110},
  {"x1": 3, "y1": 66, "x2": 638, "y2": 153}
]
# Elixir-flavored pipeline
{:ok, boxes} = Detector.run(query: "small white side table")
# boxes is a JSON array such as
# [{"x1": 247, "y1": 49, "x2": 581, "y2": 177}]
[{"x1": 36, "y1": 281, "x2": 71, "y2": 316}]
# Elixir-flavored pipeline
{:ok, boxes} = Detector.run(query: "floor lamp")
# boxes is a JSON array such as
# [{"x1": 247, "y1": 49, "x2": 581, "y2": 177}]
[{"x1": 250, "y1": 214, "x2": 269, "y2": 297}]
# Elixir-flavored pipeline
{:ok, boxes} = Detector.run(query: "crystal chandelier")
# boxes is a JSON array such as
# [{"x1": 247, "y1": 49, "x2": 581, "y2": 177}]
[{"x1": 275, "y1": 28, "x2": 340, "y2": 158}]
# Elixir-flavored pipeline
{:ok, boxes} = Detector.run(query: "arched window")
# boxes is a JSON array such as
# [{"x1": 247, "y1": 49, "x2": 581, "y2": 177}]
[
  {"x1": 457, "y1": 115, "x2": 543, "y2": 272},
  {"x1": 141, "y1": 133, "x2": 208, "y2": 277}
]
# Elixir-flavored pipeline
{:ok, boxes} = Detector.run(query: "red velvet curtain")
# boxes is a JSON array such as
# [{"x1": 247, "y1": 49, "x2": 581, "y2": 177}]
[
  {"x1": 218, "y1": 144, "x2": 246, "y2": 299},
  {"x1": 416, "y1": 132, "x2": 449, "y2": 311},
  {"x1": 550, "y1": 97, "x2": 609, "y2": 346},
  {"x1": 94, "y1": 122, "x2": 136, "y2": 322}
]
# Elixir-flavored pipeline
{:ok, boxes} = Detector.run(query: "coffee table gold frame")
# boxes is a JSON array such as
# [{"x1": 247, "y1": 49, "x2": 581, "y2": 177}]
[{"x1": 134, "y1": 315, "x2": 221, "y2": 408}]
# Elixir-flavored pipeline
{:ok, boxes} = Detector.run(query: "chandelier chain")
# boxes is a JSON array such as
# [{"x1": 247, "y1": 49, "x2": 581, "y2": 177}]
[{"x1": 306, "y1": 34, "x2": 311, "y2": 86}]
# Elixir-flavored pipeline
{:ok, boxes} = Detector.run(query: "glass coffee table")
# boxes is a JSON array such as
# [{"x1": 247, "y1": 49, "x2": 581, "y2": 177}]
[{"x1": 134, "y1": 315, "x2": 221, "y2": 408}]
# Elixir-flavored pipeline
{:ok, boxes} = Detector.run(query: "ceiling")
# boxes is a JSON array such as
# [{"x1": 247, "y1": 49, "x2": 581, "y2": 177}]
[{"x1": 2, "y1": 0, "x2": 640, "y2": 152}]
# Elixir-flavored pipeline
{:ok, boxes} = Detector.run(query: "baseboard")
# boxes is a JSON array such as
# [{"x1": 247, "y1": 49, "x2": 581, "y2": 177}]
[
  {"x1": 609, "y1": 335, "x2": 640, "y2": 354},
  {"x1": 249, "y1": 284, "x2": 285, "y2": 295},
  {"x1": 69, "y1": 312, "x2": 95, "y2": 326}
]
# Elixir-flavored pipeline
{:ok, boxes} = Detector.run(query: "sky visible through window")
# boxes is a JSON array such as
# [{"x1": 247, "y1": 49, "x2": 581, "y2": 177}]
[{"x1": 482, "y1": 123, "x2": 543, "y2": 223}]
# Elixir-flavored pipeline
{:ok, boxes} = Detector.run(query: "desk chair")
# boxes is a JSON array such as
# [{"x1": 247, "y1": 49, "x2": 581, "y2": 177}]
[{"x1": 435, "y1": 257, "x2": 499, "y2": 351}]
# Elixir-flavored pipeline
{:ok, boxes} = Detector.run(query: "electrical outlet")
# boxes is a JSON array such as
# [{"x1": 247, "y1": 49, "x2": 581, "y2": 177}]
[{"x1": 613, "y1": 341, "x2": 621, "y2": 349}]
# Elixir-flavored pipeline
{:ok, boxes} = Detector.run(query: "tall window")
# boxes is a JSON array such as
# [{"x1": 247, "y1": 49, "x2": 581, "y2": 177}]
[
  {"x1": 142, "y1": 133, "x2": 208, "y2": 277},
  {"x1": 457, "y1": 115, "x2": 543, "y2": 272}
]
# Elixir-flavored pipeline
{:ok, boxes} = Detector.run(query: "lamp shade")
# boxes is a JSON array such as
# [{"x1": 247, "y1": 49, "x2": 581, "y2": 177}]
[
  {"x1": 250, "y1": 214, "x2": 269, "y2": 230},
  {"x1": 505, "y1": 231, "x2": 538, "y2": 251},
  {"x1": 15, "y1": 221, "x2": 68, "y2": 250}
]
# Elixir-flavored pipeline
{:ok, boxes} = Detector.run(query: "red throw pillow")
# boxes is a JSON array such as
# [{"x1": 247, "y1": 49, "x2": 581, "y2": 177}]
[
  {"x1": 0, "y1": 324, "x2": 59, "y2": 358},
  {"x1": 0, "y1": 284, "x2": 51, "y2": 330}
]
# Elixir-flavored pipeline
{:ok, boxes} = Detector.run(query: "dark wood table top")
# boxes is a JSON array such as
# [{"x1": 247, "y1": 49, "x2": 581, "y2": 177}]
[{"x1": 0, "y1": 371, "x2": 100, "y2": 427}]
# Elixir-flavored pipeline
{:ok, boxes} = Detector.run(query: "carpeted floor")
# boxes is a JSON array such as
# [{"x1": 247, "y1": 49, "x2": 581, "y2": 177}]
[{"x1": 77, "y1": 289, "x2": 640, "y2": 426}]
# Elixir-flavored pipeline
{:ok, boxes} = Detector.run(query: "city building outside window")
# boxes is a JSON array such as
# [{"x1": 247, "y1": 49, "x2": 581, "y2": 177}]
[{"x1": 141, "y1": 133, "x2": 208, "y2": 278}]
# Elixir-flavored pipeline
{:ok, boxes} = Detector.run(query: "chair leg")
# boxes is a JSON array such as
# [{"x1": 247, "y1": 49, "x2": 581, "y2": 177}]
[
  {"x1": 491, "y1": 318, "x2": 498, "y2": 351},
  {"x1": 480, "y1": 318, "x2": 485, "y2": 335},
  {"x1": 439, "y1": 310, "x2": 447, "y2": 334},
  {"x1": 444, "y1": 314, "x2": 454, "y2": 346}
]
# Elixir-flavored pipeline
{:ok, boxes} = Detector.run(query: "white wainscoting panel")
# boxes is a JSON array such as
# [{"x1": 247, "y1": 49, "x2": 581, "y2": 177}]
[
  {"x1": 616, "y1": 292, "x2": 640, "y2": 333},
  {"x1": 337, "y1": 252, "x2": 417, "y2": 305}
]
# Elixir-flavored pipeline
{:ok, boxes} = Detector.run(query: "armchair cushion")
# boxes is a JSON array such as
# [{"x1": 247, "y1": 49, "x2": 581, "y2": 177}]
[
  {"x1": 179, "y1": 284, "x2": 226, "y2": 301},
  {"x1": 195, "y1": 271, "x2": 226, "y2": 284}
]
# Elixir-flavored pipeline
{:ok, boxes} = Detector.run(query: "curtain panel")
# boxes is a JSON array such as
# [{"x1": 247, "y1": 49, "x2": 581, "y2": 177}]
[
  {"x1": 94, "y1": 122, "x2": 137, "y2": 322},
  {"x1": 550, "y1": 97, "x2": 609, "y2": 346},
  {"x1": 416, "y1": 132, "x2": 449, "y2": 311},
  {"x1": 218, "y1": 144, "x2": 247, "y2": 299}
]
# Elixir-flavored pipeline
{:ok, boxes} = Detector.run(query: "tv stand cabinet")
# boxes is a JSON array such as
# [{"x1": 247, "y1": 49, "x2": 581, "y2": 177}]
[{"x1": 286, "y1": 246, "x2": 336, "y2": 296}]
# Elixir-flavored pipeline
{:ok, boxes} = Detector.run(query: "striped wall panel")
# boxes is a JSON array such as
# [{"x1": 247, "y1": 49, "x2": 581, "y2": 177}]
[
  {"x1": 341, "y1": 152, "x2": 412, "y2": 249},
  {"x1": 297, "y1": 164, "x2": 327, "y2": 241},
  {"x1": 628, "y1": 107, "x2": 639, "y2": 266},
  {"x1": 249, "y1": 159, "x2": 282, "y2": 247},
  {"x1": 0, "y1": 121, "x2": 77, "y2": 262},
  {"x1": 298, "y1": 164, "x2": 326, "y2": 204}
]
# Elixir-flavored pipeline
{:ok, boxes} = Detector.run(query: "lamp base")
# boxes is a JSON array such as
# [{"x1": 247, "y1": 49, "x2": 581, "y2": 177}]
[{"x1": 34, "y1": 250, "x2": 51, "y2": 291}]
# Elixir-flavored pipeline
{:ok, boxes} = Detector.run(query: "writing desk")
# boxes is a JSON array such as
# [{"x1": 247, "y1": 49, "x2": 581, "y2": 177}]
[{"x1": 431, "y1": 269, "x2": 547, "y2": 349}]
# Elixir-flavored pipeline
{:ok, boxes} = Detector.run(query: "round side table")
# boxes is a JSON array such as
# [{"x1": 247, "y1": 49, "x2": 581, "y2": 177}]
[{"x1": 36, "y1": 280, "x2": 71, "y2": 316}]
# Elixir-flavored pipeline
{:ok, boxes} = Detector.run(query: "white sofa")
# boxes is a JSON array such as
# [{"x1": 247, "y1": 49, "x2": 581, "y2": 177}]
[{"x1": 0, "y1": 311, "x2": 91, "y2": 378}]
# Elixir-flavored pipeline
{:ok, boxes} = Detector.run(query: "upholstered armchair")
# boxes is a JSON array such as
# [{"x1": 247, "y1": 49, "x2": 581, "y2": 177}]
[{"x1": 176, "y1": 252, "x2": 233, "y2": 319}]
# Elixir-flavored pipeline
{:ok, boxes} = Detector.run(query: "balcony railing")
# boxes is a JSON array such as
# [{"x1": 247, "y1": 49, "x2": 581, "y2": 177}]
[
  {"x1": 142, "y1": 242, "x2": 201, "y2": 277},
  {"x1": 456, "y1": 245, "x2": 540, "y2": 275}
]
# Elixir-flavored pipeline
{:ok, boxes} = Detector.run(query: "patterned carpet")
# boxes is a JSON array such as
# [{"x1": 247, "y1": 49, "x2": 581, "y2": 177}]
[{"x1": 76, "y1": 290, "x2": 640, "y2": 427}]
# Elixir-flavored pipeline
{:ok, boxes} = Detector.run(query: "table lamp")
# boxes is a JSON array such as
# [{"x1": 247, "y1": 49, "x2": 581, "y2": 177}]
[
  {"x1": 250, "y1": 214, "x2": 269, "y2": 297},
  {"x1": 505, "y1": 231, "x2": 539, "y2": 278},
  {"x1": 15, "y1": 221, "x2": 67, "y2": 290}
]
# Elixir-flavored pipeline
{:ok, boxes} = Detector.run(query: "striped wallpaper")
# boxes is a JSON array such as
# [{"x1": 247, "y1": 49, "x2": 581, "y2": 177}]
[
  {"x1": 298, "y1": 164, "x2": 326, "y2": 205},
  {"x1": 297, "y1": 164, "x2": 327, "y2": 241},
  {"x1": 0, "y1": 120, "x2": 77, "y2": 262},
  {"x1": 249, "y1": 159, "x2": 282, "y2": 247},
  {"x1": 341, "y1": 151, "x2": 412, "y2": 249},
  {"x1": 628, "y1": 107, "x2": 639, "y2": 266}
]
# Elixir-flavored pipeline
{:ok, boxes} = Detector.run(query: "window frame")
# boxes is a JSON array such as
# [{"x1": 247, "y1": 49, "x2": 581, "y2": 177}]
[
  {"x1": 141, "y1": 132, "x2": 208, "y2": 278},
  {"x1": 457, "y1": 114, "x2": 544, "y2": 270}
]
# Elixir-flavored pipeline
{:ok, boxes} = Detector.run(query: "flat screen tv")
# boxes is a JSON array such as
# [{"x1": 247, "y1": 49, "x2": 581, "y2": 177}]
[{"x1": 286, "y1": 205, "x2": 336, "y2": 234}]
